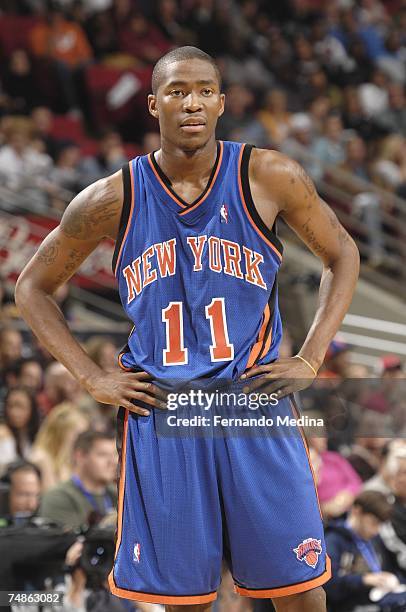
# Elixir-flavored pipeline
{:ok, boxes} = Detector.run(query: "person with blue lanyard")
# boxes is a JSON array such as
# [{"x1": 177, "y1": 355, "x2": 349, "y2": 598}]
[
  {"x1": 325, "y1": 490, "x2": 406, "y2": 612},
  {"x1": 40, "y1": 430, "x2": 117, "y2": 530}
]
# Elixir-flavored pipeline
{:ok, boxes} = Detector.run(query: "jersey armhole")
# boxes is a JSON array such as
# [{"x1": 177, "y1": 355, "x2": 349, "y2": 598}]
[
  {"x1": 239, "y1": 144, "x2": 284, "y2": 258},
  {"x1": 112, "y1": 162, "x2": 134, "y2": 276}
]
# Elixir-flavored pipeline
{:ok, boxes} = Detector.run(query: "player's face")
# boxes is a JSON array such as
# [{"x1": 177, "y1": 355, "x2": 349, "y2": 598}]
[{"x1": 148, "y1": 59, "x2": 225, "y2": 151}]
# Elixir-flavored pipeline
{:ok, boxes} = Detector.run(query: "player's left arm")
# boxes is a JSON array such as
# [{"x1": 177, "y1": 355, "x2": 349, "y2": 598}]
[{"x1": 243, "y1": 150, "x2": 359, "y2": 395}]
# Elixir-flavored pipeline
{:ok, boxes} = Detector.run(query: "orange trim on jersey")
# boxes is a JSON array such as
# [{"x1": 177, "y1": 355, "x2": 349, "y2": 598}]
[
  {"x1": 113, "y1": 409, "x2": 128, "y2": 558},
  {"x1": 118, "y1": 352, "x2": 132, "y2": 372},
  {"x1": 147, "y1": 141, "x2": 224, "y2": 214},
  {"x1": 178, "y1": 140, "x2": 224, "y2": 216},
  {"x1": 289, "y1": 398, "x2": 323, "y2": 517},
  {"x1": 234, "y1": 555, "x2": 331, "y2": 599},
  {"x1": 148, "y1": 154, "x2": 187, "y2": 209},
  {"x1": 237, "y1": 144, "x2": 282, "y2": 261},
  {"x1": 108, "y1": 582, "x2": 217, "y2": 605},
  {"x1": 259, "y1": 323, "x2": 273, "y2": 361},
  {"x1": 246, "y1": 304, "x2": 270, "y2": 368},
  {"x1": 114, "y1": 162, "x2": 135, "y2": 277}
]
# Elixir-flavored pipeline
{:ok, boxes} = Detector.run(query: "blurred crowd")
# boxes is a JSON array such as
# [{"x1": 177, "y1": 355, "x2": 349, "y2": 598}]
[{"x1": 0, "y1": 0, "x2": 405, "y2": 266}]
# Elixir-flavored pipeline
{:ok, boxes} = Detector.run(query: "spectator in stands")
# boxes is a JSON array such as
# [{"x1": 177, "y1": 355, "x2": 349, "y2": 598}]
[
  {"x1": 319, "y1": 339, "x2": 352, "y2": 379},
  {"x1": 219, "y1": 34, "x2": 273, "y2": 91},
  {"x1": 257, "y1": 89, "x2": 291, "y2": 147},
  {"x1": 0, "y1": 119, "x2": 52, "y2": 208},
  {"x1": 140, "y1": 131, "x2": 160, "y2": 155},
  {"x1": 346, "y1": 411, "x2": 393, "y2": 482},
  {"x1": 150, "y1": 0, "x2": 185, "y2": 46},
  {"x1": 5, "y1": 357, "x2": 43, "y2": 395},
  {"x1": 280, "y1": 113, "x2": 323, "y2": 182},
  {"x1": 85, "y1": 9, "x2": 118, "y2": 60},
  {"x1": 30, "y1": 6, "x2": 93, "y2": 70},
  {"x1": 2, "y1": 460, "x2": 42, "y2": 520},
  {"x1": 308, "y1": 95, "x2": 331, "y2": 137},
  {"x1": 364, "y1": 443, "x2": 406, "y2": 497},
  {"x1": 216, "y1": 84, "x2": 268, "y2": 147},
  {"x1": 0, "y1": 387, "x2": 40, "y2": 476},
  {"x1": 379, "y1": 451, "x2": 406, "y2": 580},
  {"x1": 2, "y1": 49, "x2": 40, "y2": 114},
  {"x1": 312, "y1": 113, "x2": 346, "y2": 167},
  {"x1": 30, "y1": 5, "x2": 93, "y2": 112},
  {"x1": 341, "y1": 135, "x2": 370, "y2": 181},
  {"x1": 37, "y1": 362, "x2": 82, "y2": 415},
  {"x1": 30, "y1": 402, "x2": 90, "y2": 491},
  {"x1": 358, "y1": 68, "x2": 389, "y2": 118},
  {"x1": 40, "y1": 430, "x2": 117, "y2": 529},
  {"x1": 378, "y1": 29, "x2": 406, "y2": 86},
  {"x1": 307, "y1": 420, "x2": 362, "y2": 520},
  {"x1": 30, "y1": 106, "x2": 60, "y2": 160},
  {"x1": 0, "y1": 327, "x2": 23, "y2": 374},
  {"x1": 79, "y1": 130, "x2": 127, "y2": 187},
  {"x1": 325, "y1": 491, "x2": 406, "y2": 612},
  {"x1": 377, "y1": 83, "x2": 406, "y2": 137},
  {"x1": 85, "y1": 336, "x2": 117, "y2": 372},
  {"x1": 119, "y1": 11, "x2": 171, "y2": 65},
  {"x1": 48, "y1": 142, "x2": 82, "y2": 206},
  {"x1": 361, "y1": 355, "x2": 404, "y2": 415}
]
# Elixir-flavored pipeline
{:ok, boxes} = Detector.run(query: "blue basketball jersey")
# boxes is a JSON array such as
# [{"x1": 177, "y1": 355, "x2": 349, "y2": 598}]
[{"x1": 112, "y1": 140, "x2": 284, "y2": 382}]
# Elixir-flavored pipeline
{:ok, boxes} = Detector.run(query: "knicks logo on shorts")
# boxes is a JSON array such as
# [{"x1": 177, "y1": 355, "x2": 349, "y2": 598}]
[{"x1": 293, "y1": 538, "x2": 322, "y2": 569}]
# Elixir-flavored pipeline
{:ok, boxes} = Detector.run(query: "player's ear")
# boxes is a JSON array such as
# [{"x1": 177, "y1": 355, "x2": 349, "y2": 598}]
[
  {"x1": 218, "y1": 93, "x2": 225, "y2": 118},
  {"x1": 148, "y1": 95, "x2": 159, "y2": 119}
]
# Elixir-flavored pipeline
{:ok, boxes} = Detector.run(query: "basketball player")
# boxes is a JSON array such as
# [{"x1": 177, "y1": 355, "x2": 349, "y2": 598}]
[{"x1": 16, "y1": 47, "x2": 359, "y2": 612}]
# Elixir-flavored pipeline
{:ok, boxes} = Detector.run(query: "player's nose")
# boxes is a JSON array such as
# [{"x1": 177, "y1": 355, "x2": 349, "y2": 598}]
[{"x1": 183, "y1": 91, "x2": 202, "y2": 112}]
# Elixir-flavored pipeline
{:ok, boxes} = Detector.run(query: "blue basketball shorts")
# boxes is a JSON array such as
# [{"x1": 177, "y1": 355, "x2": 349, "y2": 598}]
[{"x1": 108, "y1": 393, "x2": 331, "y2": 605}]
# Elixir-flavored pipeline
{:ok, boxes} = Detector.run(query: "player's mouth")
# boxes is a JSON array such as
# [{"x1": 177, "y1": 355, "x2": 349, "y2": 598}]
[{"x1": 180, "y1": 118, "x2": 206, "y2": 133}]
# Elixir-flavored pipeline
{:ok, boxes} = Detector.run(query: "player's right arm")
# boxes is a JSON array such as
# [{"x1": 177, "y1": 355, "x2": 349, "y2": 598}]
[{"x1": 15, "y1": 172, "x2": 164, "y2": 415}]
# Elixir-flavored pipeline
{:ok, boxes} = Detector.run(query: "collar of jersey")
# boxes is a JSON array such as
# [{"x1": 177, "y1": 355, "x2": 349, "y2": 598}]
[{"x1": 146, "y1": 140, "x2": 224, "y2": 220}]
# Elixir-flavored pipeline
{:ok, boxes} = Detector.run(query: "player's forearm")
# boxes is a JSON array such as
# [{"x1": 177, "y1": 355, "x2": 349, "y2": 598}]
[
  {"x1": 15, "y1": 283, "x2": 102, "y2": 388},
  {"x1": 298, "y1": 242, "x2": 359, "y2": 371}
]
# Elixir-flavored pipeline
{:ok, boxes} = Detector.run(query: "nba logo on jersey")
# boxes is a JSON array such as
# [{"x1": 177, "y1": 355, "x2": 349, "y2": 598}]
[
  {"x1": 220, "y1": 203, "x2": 228, "y2": 223},
  {"x1": 133, "y1": 543, "x2": 141, "y2": 563}
]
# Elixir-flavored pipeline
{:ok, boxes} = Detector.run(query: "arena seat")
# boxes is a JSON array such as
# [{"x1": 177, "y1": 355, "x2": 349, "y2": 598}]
[
  {"x1": 0, "y1": 15, "x2": 40, "y2": 56},
  {"x1": 51, "y1": 115, "x2": 86, "y2": 143}
]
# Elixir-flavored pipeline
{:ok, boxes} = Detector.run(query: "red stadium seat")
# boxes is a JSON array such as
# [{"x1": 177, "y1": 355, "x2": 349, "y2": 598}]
[
  {"x1": 51, "y1": 115, "x2": 86, "y2": 143},
  {"x1": 0, "y1": 15, "x2": 40, "y2": 56}
]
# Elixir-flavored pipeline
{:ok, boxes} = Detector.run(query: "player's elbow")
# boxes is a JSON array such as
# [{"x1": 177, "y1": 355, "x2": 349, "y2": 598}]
[
  {"x1": 344, "y1": 235, "x2": 360, "y2": 274},
  {"x1": 15, "y1": 270, "x2": 38, "y2": 315},
  {"x1": 15, "y1": 273, "x2": 30, "y2": 312}
]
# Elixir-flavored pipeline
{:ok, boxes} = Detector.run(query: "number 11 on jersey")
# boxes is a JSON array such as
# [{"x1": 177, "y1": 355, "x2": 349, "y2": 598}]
[{"x1": 162, "y1": 298, "x2": 234, "y2": 366}]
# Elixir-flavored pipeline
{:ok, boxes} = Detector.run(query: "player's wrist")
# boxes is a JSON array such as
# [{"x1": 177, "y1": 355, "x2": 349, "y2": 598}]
[{"x1": 294, "y1": 353, "x2": 320, "y2": 376}]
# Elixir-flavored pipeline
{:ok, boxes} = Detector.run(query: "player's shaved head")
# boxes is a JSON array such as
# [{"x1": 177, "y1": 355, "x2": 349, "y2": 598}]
[{"x1": 152, "y1": 46, "x2": 221, "y2": 94}]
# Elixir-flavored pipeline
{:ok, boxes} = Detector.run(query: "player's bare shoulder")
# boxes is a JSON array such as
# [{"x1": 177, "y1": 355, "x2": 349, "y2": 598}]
[
  {"x1": 60, "y1": 169, "x2": 124, "y2": 242},
  {"x1": 249, "y1": 148, "x2": 317, "y2": 213}
]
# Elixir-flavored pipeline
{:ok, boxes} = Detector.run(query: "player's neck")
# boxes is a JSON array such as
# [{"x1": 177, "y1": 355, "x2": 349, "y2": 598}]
[{"x1": 156, "y1": 137, "x2": 218, "y2": 183}]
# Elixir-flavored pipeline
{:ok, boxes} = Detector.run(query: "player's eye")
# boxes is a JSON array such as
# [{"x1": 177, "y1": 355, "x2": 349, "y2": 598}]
[
  {"x1": 170, "y1": 90, "x2": 183, "y2": 97},
  {"x1": 202, "y1": 89, "x2": 213, "y2": 96}
]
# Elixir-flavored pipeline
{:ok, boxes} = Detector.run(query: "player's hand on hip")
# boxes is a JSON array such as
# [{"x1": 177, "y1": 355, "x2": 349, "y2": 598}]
[
  {"x1": 240, "y1": 357, "x2": 317, "y2": 399},
  {"x1": 85, "y1": 369, "x2": 167, "y2": 416}
]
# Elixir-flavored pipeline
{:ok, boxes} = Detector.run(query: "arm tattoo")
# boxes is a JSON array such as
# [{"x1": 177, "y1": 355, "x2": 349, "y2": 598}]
[
  {"x1": 295, "y1": 164, "x2": 317, "y2": 199},
  {"x1": 54, "y1": 248, "x2": 83, "y2": 285},
  {"x1": 323, "y1": 201, "x2": 350, "y2": 245},
  {"x1": 37, "y1": 238, "x2": 61, "y2": 265},
  {"x1": 61, "y1": 181, "x2": 120, "y2": 239},
  {"x1": 302, "y1": 218, "x2": 327, "y2": 256}
]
